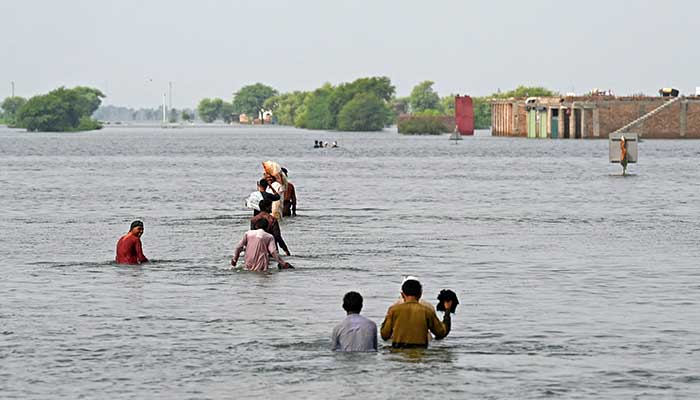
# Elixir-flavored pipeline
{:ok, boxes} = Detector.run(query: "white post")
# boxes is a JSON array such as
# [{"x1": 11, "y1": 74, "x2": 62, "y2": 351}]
[{"x1": 162, "y1": 93, "x2": 167, "y2": 124}]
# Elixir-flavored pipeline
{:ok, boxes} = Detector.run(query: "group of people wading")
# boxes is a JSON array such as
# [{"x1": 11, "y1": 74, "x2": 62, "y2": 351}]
[
  {"x1": 115, "y1": 161, "x2": 297, "y2": 270},
  {"x1": 114, "y1": 161, "x2": 459, "y2": 350},
  {"x1": 236, "y1": 163, "x2": 297, "y2": 271}
]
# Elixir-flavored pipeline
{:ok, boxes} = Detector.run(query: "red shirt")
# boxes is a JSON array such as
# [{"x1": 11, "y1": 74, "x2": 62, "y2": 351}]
[{"x1": 115, "y1": 233, "x2": 148, "y2": 264}]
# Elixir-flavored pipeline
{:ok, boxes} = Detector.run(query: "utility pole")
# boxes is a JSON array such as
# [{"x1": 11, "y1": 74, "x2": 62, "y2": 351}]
[
  {"x1": 169, "y1": 81, "x2": 172, "y2": 111},
  {"x1": 162, "y1": 93, "x2": 167, "y2": 124},
  {"x1": 11, "y1": 81, "x2": 15, "y2": 97}
]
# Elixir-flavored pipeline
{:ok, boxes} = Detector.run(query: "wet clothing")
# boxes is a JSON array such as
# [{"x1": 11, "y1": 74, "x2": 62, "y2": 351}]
[
  {"x1": 271, "y1": 181, "x2": 285, "y2": 220},
  {"x1": 620, "y1": 141, "x2": 628, "y2": 171},
  {"x1": 253, "y1": 191, "x2": 280, "y2": 216},
  {"x1": 232, "y1": 229, "x2": 285, "y2": 271},
  {"x1": 115, "y1": 233, "x2": 148, "y2": 264},
  {"x1": 380, "y1": 300, "x2": 450, "y2": 348},
  {"x1": 250, "y1": 211, "x2": 290, "y2": 254},
  {"x1": 332, "y1": 313, "x2": 378, "y2": 352},
  {"x1": 283, "y1": 182, "x2": 297, "y2": 217}
]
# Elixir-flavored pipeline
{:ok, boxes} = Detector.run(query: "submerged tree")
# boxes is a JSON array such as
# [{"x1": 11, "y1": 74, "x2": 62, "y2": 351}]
[
  {"x1": 16, "y1": 86, "x2": 104, "y2": 132},
  {"x1": 232, "y1": 83, "x2": 278, "y2": 117},
  {"x1": 197, "y1": 98, "x2": 223, "y2": 123},
  {"x1": 337, "y1": 93, "x2": 388, "y2": 131},
  {"x1": 1, "y1": 96, "x2": 28, "y2": 126}
]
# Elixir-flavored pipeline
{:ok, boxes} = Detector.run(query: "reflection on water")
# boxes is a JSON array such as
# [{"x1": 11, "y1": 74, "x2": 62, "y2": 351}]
[{"x1": 1, "y1": 125, "x2": 699, "y2": 399}]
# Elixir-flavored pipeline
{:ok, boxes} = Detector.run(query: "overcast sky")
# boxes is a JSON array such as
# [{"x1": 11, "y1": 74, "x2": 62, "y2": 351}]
[{"x1": 2, "y1": 0, "x2": 698, "y2": 108}]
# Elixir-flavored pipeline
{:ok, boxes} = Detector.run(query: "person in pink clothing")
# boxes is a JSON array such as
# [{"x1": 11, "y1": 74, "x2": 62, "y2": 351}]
[{"x1": 231, "y1": 219, "x2": 293, "y2": 271}]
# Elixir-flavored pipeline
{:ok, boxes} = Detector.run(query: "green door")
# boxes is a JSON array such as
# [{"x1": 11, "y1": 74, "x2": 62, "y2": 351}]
[
  {"x1": 528, "y1": 109, "x2": 536, "y2": 138},
  {"x1": 539, "y1": 111, "x2": 547, "y2": 138},
  {"x1": 551, "y1": 115, "x2": 559, "y2": 138}
]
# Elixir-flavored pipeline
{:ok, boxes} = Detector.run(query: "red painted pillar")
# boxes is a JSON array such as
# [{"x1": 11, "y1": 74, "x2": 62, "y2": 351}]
[{"x1": 455, "y1": 96, "x2": 474, "y2": 135}]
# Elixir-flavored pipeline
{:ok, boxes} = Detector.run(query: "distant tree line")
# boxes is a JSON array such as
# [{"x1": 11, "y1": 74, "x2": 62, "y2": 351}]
[
  {"x1": 197, "y1": 77, "x2": 397, "y2": 131},
  {"x1": 93, "y1": 105, "x2": 196, "y2": 123},
  {"x1": 1, "y1": 86, "x2": 105, "y2": 132}
]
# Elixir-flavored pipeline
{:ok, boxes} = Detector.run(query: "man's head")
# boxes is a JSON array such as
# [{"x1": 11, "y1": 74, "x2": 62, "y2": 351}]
[
  {"x1": 129, "y1": 220, "x2": 144, "y2": 237},
  {"x1": 258, "y1": 198, "x2": 273, "y2": 213},
  {"x1": 401, "y1": 279, "x2": 422, "y2": 300},
  {"x1": 257, "y1": 179, "x2": 269, "y2": 192},
  {"x1": 342, "y1": 291, "x2": 363, "y2": 314},
  {"x1": 253, "y1": 218, "x2": 269, "y2": 231}
]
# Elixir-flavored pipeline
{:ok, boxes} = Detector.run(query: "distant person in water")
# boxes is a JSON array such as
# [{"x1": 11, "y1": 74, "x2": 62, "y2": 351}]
[
  {"x1": 331, "y1": 291, "x2": 377, "y2": 352},
  {"x1": 250, "y1": 199, "x2": 291, "y2": 255},
  {"x1": 314, "y1": 140, "x2": 320, "y2": 148},
  {"x1": 232, "y1": 218, "x2": 292, "y2": 271},
  {"x1": 281, "y1": 168, "x2": 297, "y2": 217},
  {"x1": 620, "y1": 136, "x2": 628, "y2": 176},
  {"x1": 331, "y1": 141, "x2": 338, "y2": 148},
  {"x1": 115, "y1": 220, "x2": 149, "y2": 264}
]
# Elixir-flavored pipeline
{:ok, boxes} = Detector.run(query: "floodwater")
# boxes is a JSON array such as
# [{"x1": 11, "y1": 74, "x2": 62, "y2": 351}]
[{"x1": 0, "y1": 124, "x2": 698, "y2": 399}]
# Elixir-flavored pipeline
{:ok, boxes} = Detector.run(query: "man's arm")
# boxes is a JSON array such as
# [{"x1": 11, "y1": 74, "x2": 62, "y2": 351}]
[
  {"x1": 232, "y1": 235, "x2": 247, "y2": 266},
  {"x1": 427, "y1": 310, "x2": 451, "y2": 340},
  {"x1": 267, "y1": 184, "x2": 281, "y2": 201},
  {"x1": 271, "y1": 221, "x2": 290, "y2": 255},
  {"x1": 372, "y1": 322, "x2": 378, "y2": 350},
  {"x1": 331, "y1": 326, "x2": 340, "y2": 351},
  {"x1": 135, "y1": 238, "x2": 148, "y2": 263},
  {"x1": 380, "y1": 307, "x2": 394, "y2": 341},
  {"x1": 267, "y1": 236, "x2": 288, "y2": 267}
]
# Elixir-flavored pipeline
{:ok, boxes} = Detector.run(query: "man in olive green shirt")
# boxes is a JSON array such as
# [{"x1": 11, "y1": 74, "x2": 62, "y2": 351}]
[{"x1": 380, "y1": 279, "x2": 453, "y2": 348}]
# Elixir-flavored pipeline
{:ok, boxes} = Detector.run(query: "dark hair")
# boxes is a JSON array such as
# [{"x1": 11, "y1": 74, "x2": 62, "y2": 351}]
[
  {"x1": 258, "y1": 179, "x2": 268, "y2": 189},
  {"x1": 254, "y1": 218, "x2": 269, "y2": 230},
  {"x1": 130, "y1": 220, "x2": 144, "y2": 230},
  {"x1": 281, "y1": 167, "x2": 288, "y2": 176},
  {"x1": 436, "y1": 289, "x2": 459, "y2": 314},
  {"x1": 258, "y1": 198, "x2": 273, "y2": 213},
  {"x1": 401, "y1": 279, "x2": 422, "y2": 298},
  {"x1": 342, "y1": 291, "x2": 363, "y2": 313}
]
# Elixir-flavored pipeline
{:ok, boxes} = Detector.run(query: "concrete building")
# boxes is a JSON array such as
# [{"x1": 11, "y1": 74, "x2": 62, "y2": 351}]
[{"x1": 491, "y1": 95, "x2": 700, "y2": 139}]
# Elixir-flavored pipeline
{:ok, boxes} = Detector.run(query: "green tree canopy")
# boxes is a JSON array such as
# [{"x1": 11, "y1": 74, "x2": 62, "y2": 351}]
[
  {"x1": 181, "y1": 110, "x2": 193, "y2": 122},
  {"x1": 72, "y1": 87, "x2": 105, "y2": 116},
  {"x1": 294, "y1": 84, "x2": 334, "y2": 130},
  {"x1": 337, "y1": 93, "x2": 388, "y2": 131},
  {"x1": 1, "y1": 96, "x2": 28, "y2": 125},
  {"x1": 197, "y1": 98, "x2": 223, "y2": 123},
  {"x1": 220, "y1": 101, "x2": 235, "y2": 123},
  {"x1": 493, "y1": 86, "x2": 558, "y2": 99},
  {"x1": 264, "y1": 91, "x2": 308, "y2": 126},
  {"x1": 440, "y1": 95, "x2": 456, "y2": 115},
  {"x1": 409, "y1": 81, "x2": 441, "y2": 113},
  {"x1": 328, "y1": 76, "x2": 395, "y2": 128},
  {"x1": 16, "y1": 87, "x2": 103, "y2": 132},
  {"x1": 232, "y1": 83, "x2": 278, "y2": 117}
]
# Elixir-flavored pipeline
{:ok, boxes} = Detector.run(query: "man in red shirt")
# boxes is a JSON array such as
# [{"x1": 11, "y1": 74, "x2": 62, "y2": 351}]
[{"x1": 115, "y1": 220, "x2": 149, "y2": 264}]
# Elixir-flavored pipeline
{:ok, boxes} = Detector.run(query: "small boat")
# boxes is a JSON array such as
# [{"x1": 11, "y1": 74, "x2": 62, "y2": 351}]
[{"x1": 449, "y1": 131, "x2": 463, "y2": 142}]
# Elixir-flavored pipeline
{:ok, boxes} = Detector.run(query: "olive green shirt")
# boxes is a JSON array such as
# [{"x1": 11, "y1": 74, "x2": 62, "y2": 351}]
[{"x1": 380, "y1": 300, "x2": 451, "y2": 347}]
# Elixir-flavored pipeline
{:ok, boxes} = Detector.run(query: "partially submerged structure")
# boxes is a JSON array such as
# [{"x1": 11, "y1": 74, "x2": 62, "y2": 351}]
[{"x1": 491, "y1": 95, "x2": 700, "y2": 139}]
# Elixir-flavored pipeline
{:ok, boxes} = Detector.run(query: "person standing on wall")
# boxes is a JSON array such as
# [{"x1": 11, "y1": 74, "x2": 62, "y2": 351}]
[{"x1": 620, "y1": 135, "x2": 628, "y2": 176}]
